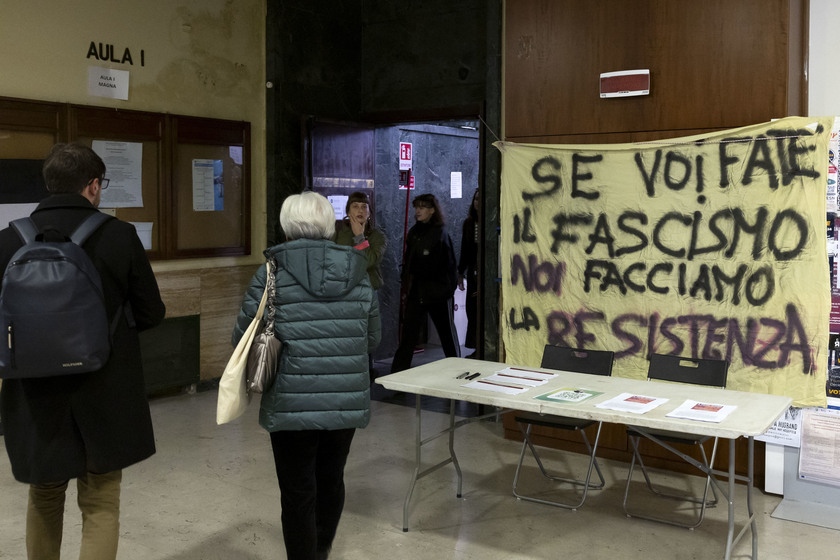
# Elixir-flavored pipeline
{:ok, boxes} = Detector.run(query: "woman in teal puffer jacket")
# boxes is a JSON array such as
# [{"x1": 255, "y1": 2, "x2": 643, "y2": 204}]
[{"x1": 232, "y1": 191, "x2": 381, "y2": 560}]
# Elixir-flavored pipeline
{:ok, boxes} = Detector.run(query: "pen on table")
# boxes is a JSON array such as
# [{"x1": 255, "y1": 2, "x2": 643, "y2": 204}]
[
  {"x1": 477, "y1": 379, "x2": 522, "y2": 389},
  {"x1": 498, "y1": 372, "x2": 542, "y2": 382},
  {"x1": 510, "y1": 367, "x2": 545, "y2": 374},
  {"x1": 455, "y1": 372, "x2": 470, "y2": 379},
  {"x1": 466, "y1": 372, "x2": 481, "y2": 380}
]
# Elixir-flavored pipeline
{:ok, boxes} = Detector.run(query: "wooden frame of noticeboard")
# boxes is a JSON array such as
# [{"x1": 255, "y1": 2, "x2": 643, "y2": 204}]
[
  {"x1": 171, "y1": 115, "x2": 250, "y2": 259},
  {"x1": 0, "y1": 96, "x2": 251, "y2": 260},
  {"x1": 71, "y1": 105, "x2": 168, "y2": 259}
]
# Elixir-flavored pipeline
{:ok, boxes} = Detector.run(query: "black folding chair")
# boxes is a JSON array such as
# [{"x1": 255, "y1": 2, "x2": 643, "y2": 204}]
[
  {"x1": 512, "y1": 345, "x2": 614, "y2": 509},
  {"x1": 622, "y1": 353, "x2": 729, "y2": 528}
]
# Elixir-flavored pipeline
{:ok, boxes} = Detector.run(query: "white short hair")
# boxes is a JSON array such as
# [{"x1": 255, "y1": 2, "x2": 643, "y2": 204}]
[{"x1": 279, "y1": 191, "x2": 336, "y2": 240}]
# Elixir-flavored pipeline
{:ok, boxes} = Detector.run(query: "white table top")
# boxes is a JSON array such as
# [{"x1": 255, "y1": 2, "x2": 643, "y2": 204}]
[{"x1": 376, "y1": 358, "x2": 792, "y2": 439}]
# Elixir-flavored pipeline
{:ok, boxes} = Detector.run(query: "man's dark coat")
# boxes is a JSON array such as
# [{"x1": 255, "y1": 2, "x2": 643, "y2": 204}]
[{"x1": 0, "y1": 194, "x2": 165, "y2": 483}]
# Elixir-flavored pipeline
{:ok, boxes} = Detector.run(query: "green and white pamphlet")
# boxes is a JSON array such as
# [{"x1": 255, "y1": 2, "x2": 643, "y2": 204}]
[{"x1": 535, "y1": 388, "x2": 603, "y2": 403}]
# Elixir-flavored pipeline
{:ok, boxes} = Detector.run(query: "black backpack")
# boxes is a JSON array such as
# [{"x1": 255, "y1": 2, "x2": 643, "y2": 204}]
[{"x1": 0, "y1": 213, "x2": 118, "y2": 378}]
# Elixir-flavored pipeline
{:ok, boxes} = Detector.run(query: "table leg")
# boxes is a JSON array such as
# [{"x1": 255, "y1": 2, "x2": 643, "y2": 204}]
[
  {"x1": 401, "y1": 396, "x2": 468, "y2": 531},
  {"x1": 402, "y1": 395, "x2": 423, "y2": 532},
  {"x1": 449, "y1": 399, "x2": 463, "y2": 498},
  {"x1": 724, "y1": 438, "x2": 736, "y2": 560}
]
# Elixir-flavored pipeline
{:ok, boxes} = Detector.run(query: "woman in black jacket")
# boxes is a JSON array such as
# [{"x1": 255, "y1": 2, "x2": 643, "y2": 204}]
[{"x1": 390, "y1": 193, "x2": 460, "y2": 373}]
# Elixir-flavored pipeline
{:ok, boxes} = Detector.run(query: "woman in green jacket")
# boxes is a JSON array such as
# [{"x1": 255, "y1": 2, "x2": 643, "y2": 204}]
[
  {"x1": 232, "y1": 191, "x2": 381, "y2": 560},
  {"x1": 334, "y1": 191, "x2": 385, "y2": 290}
]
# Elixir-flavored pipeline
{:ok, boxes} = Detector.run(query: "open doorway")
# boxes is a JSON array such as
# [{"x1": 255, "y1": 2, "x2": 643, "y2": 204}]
[{"x1": 304, "y1": 116, "x2": 481, "y2": 376}]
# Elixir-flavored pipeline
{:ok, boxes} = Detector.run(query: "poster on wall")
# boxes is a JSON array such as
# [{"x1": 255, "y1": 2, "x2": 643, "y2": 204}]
[
  {"x1": 328, "y1": 195, "x2": 349, "y2": 220},
  {"x1": 192, "y1": 159, "x2": 223, "y2": 212},
  {"x1": 757, "y1": 406, "x2": 802, "y2": 447},
  {"x1": 497, "y1": 116, "x2": 833, "y2": 407},
  {"x1": 798, "y1": 407, "x2": 840, "y2": 486},
  {"x1": 91, "y1": 141, "x2": 143, "y2": 208}
]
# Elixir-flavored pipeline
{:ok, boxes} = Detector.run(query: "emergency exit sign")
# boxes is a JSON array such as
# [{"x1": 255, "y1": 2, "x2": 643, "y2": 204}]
[
  {"x1": 399, "y1": 142, "x2": 412, "y2": 170},
  {"x1": 399, "y1": 171, "x2": 415, "y2": 190}
]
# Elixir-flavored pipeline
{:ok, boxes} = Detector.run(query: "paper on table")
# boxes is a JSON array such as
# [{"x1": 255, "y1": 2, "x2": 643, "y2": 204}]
[
  {"x1": 535, "y1": 387, "x2": 603, "y2": 403},
  {"x1": 465, "y1": 379, "x2": 530, "y2": 395},
  {"x1": 595, "y1": 392, "x2": 668, "y2": 414},
  {"x1": 491, "y1": 367, "x2": 556, "y2": 387},
  {"x1": 665, "y1": 400, "x2": 737, "y2": 423}
]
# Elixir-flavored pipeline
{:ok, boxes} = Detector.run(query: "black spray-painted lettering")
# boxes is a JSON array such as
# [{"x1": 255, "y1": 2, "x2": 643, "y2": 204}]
[
  {"x1": 768, "y1": 209, "x2": 808, "y2": 260},
  {"x1": 582, "y1": 259, "x2": 774, "y2": 307},
  {"x1": 552, "y1": 207, "x2": 808, "y2": 265},
  {"x1": 769, "y1": 127, "x2": 822, "y2": 187},
  {"x1": 549, "y1": 213, "x2": 593, "y2": 253},
  {"x1": 546, "y1": 309, "x2": 605, "y2": 348},
  {"x1": 571, "y1": 153, "x2": 603, "y2": 200},
  {"x1": 615, "y1": 212, "x2": 648, "y2": 257},
  {"x1": 720, "y1": 129, "x2": 821, "y2": 190},
  {"x1": 509, "y1": 306, "x2": 540, "y2": 331},
  {"x1": 591, "y1": 304, "x2": 812, "y2": 372},
  {"x1": 652, "y1": 211, "x2": 693, "y2": 258},
  {"x1": 523, "y1": 156, "x2": 562, "y2": 201},
  {"x1": 513, "y1": 208, "x2": 537, "y2": 243},
  {"x1": 509, "y1": 254, "x2": 566, "y2": 295}
]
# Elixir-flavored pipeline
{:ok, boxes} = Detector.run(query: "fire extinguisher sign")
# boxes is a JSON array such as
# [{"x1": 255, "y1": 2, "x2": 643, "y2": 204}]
[{"x1": 399, "y1": 142, "x2": 412, "y2": 171}]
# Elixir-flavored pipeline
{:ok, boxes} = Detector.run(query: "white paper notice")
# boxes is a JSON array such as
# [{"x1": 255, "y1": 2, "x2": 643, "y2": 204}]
[
  {"x1": 192, "y1": 159, "x2": 224, "y2": 211},
  {"x1": 92, "y1": 141, "x2": 143, "y2": 208},
  {"x1": 596, "y1": 392, "x2": 668, "y2": 414},
  {"x1": 798, "y1": 407, "x2": 840, "y2": 486},
  {"x1": 0, "y1": 204, "x2": 37, "y2": 228},
  {"x1": 450, "y1": 171, "x2": 462, "y2": 199},
  {"x1": 88, "y1": 66, "x2": 129, "y2": 100},
  {"x1": 329, "y1": 195, "x2": 349, "y2": 220},
  {"x1": 666, "y1": 400, "x2": 737, "y2": 423},
  {"x1": 129, "y1": 222, "x2": 153, "y2": 250},
  {"x1": 756, "y1": 407, "x2": 802, "y2": 447}
]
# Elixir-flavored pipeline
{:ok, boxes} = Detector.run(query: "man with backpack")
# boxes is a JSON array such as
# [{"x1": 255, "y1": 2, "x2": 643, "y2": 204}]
[{"x1": 0, "y1": 143, "x2": 166, "y2": 560}]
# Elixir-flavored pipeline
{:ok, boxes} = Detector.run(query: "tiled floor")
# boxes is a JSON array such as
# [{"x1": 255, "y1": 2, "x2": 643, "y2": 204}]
[{"x1": 0, "y1": 346, "x2": 837, "y2": 559}]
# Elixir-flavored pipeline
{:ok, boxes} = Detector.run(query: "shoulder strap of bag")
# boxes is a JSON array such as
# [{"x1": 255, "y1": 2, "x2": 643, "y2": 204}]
[
  {"x1": 70, "y1": 212, "x2": 112, "y2": 245},
  {"x1": 265, "y1": 258, "x2": 277, "y2": 329},
  {"x1": 69, "y1": 212, "x2": 125, "y2": 337},
  {"x1": 255, "y1": 261, "x2": 272, "y2": 321},
  {"x1": 11, "y1": 212, "x2": 112, "y2": 246},
  {"x1": 10, "y1": 217, "x2": 39, "y2": 245}
]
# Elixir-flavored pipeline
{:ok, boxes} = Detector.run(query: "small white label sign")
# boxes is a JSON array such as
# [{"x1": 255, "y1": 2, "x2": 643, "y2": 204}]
[{"x1": 88, "y1": 66, "x2": 129, "y2": 100}]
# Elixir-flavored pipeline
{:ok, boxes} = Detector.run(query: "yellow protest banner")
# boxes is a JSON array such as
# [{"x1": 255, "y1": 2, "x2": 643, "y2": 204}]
[{"x1": 498, "y1": 116, "x2": 832, "y2": 407}]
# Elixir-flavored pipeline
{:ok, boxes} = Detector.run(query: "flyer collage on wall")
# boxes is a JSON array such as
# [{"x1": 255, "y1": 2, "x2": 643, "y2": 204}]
[{"x1": 827, "y1": 117, "x2": 840, "y2": 407}]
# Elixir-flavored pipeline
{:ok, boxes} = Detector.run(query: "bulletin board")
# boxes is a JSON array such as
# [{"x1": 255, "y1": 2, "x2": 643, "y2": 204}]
[
  {"x1": 0, "y1": 96, "x2": 251, "y2": 260},
  {"x1": 73, "y1": 106, "x2": 165, "y2": 256},
  {"x1": 173, "y1": 116, "x2": 250, "y2": 257}
]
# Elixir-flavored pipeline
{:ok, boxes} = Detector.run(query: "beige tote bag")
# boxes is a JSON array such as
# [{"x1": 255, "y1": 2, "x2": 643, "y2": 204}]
[{"x1": 216, "y1": 263, "x2": 270, "y2": 424}]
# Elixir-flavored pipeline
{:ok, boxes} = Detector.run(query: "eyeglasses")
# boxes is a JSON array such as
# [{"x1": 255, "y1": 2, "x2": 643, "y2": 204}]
[{"x1": 100, "y1": 177, "x2": 110, "y2": 189}]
